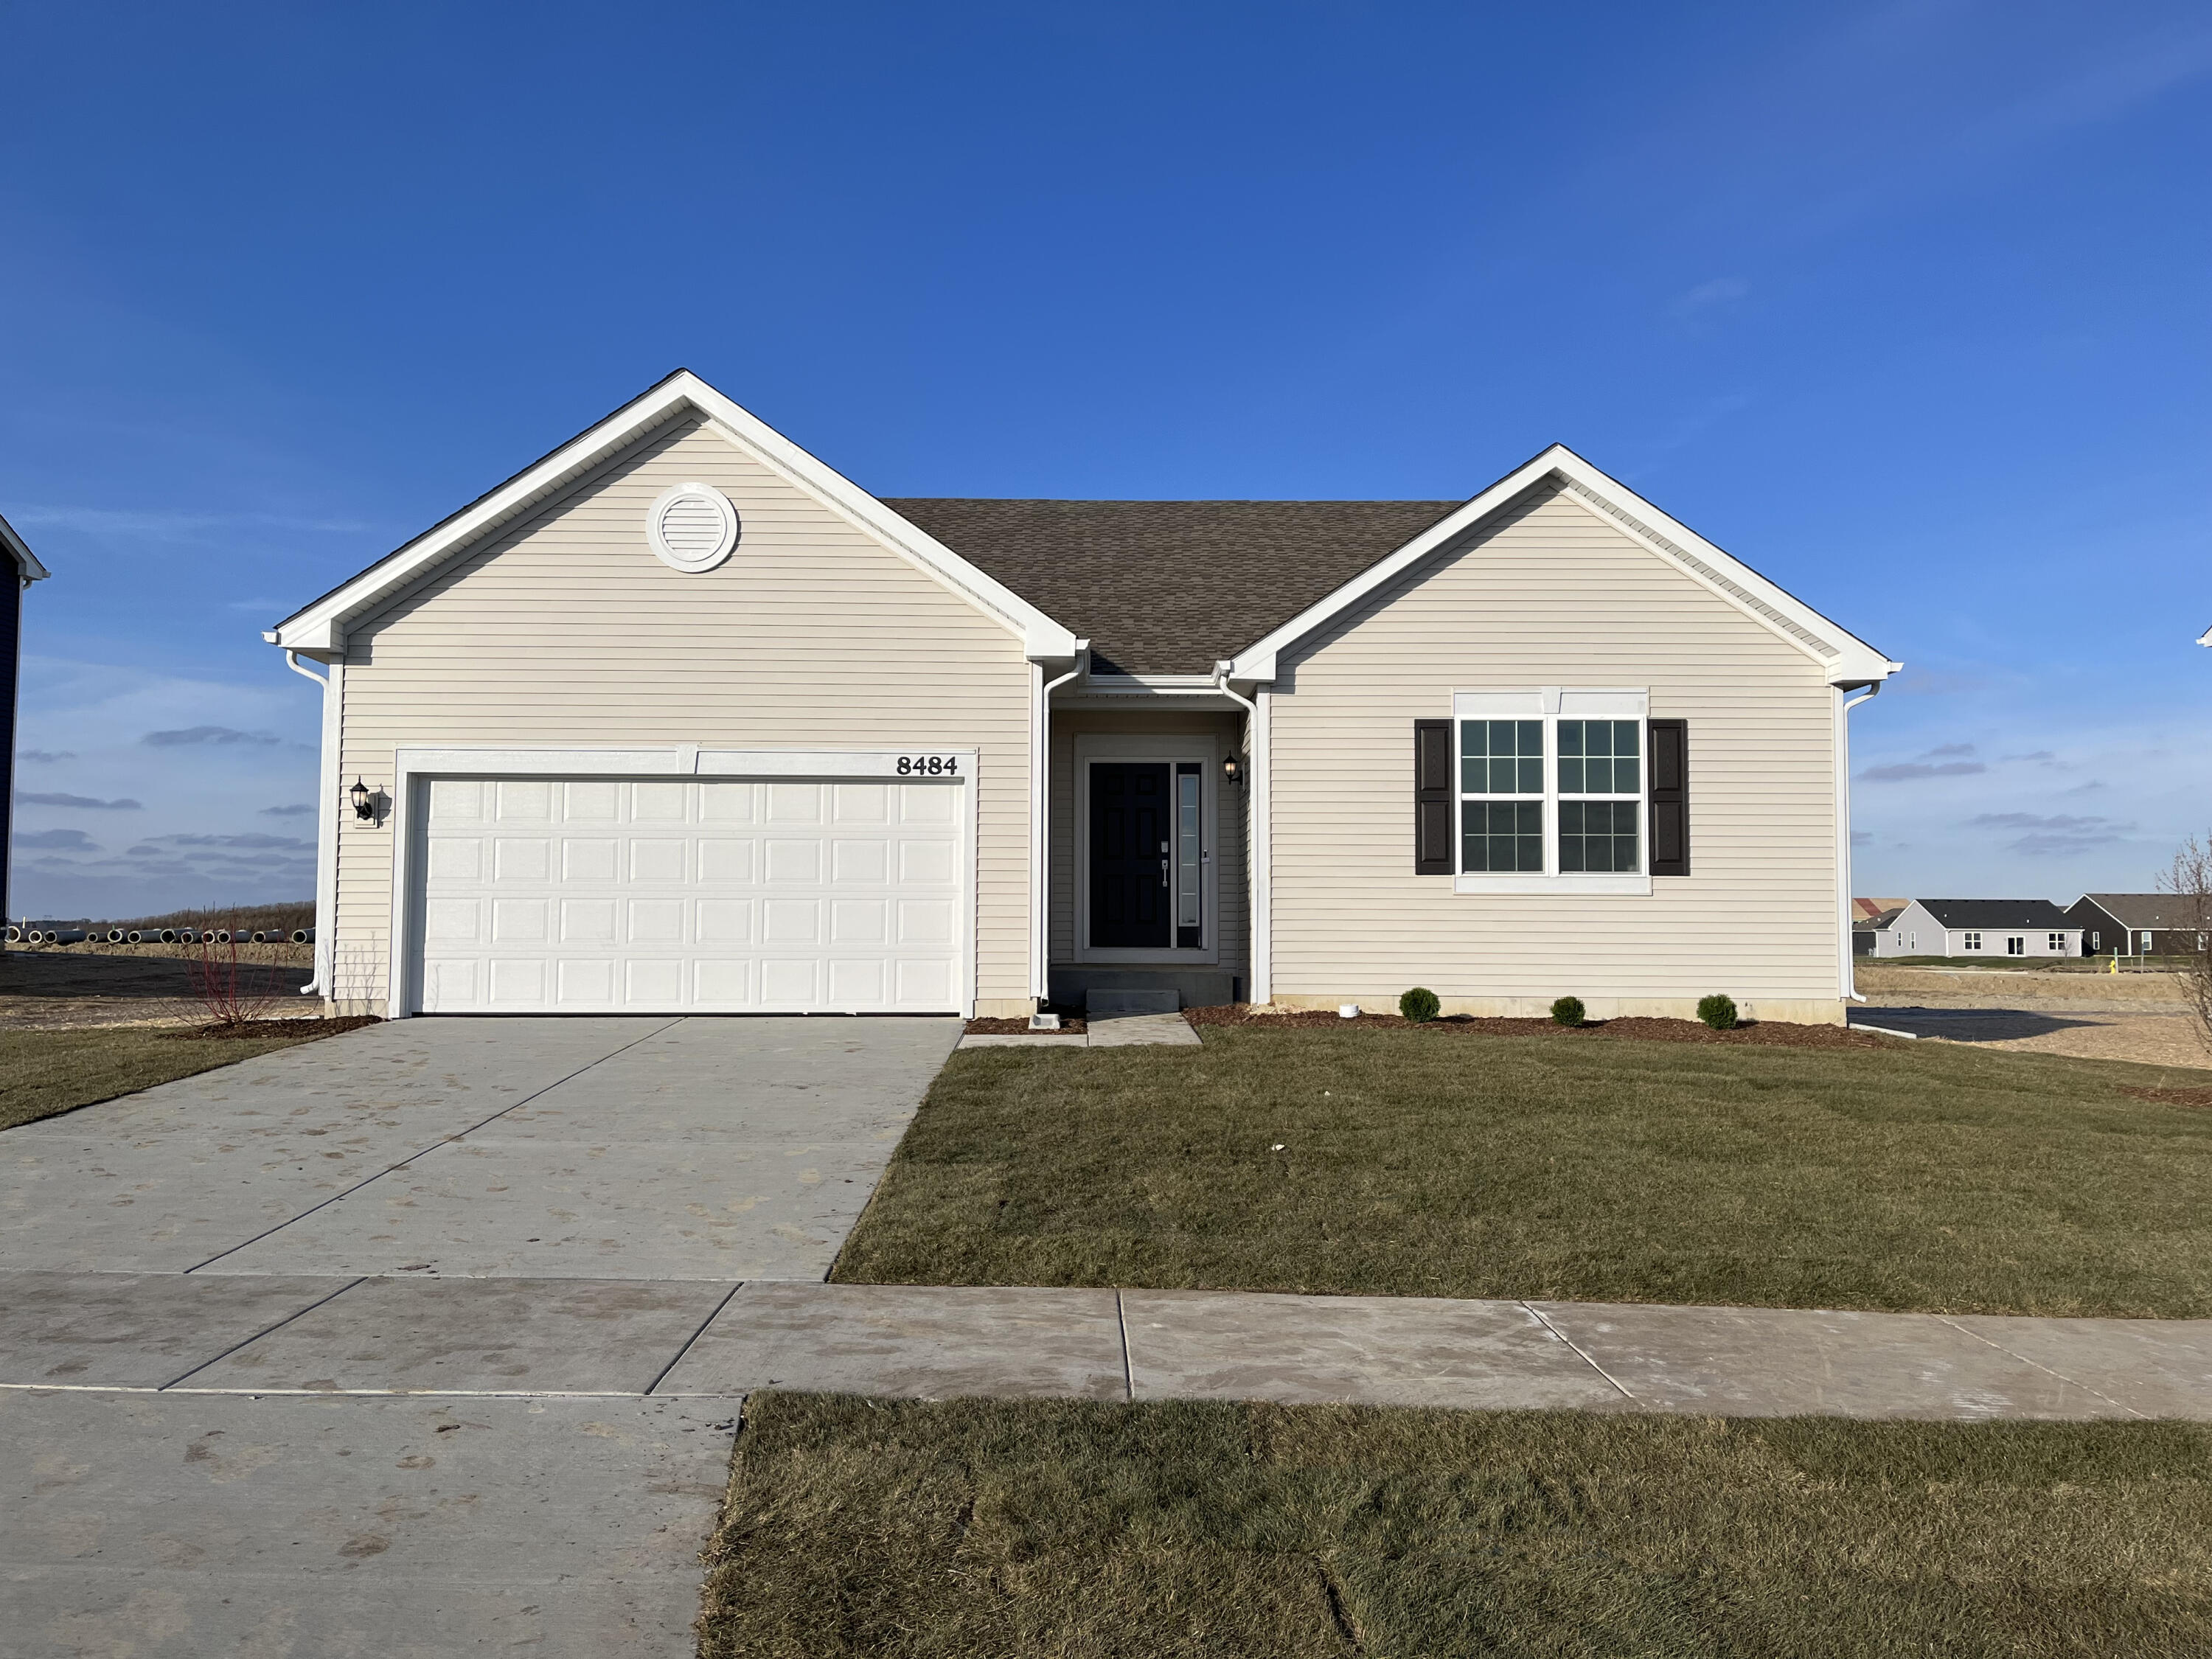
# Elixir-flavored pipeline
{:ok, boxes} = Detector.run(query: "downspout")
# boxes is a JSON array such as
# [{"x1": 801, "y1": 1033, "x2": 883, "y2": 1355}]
[
  {"x1": 1214, "y1": 664, "x2": 1270, "y2": 1006},
  {"x1": 284, "y1": 649, "x2": 339, "y2": 1000},
  {"x1": 1030, "y1": 642, "x2": 1089, "y2": 1009},
  {"x1": 1835, "y1": 682, "x2": 1880, "y2": 1006}
]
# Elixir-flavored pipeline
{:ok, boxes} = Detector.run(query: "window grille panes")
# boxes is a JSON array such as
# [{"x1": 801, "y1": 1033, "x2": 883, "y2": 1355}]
[
  {"x1": 1963, "y1": 931, "x2": 1981, "y2": 950},
  {"x1": 1175, "y1": 771, "x2": 1202, "y2": 931},
  {"x1": 1558, "y1": 720, "x2": 1640, "y2": 795},
  {"x1": 1463, "y1": 801, "x2": 1543, "y2": 872},
  {"x1": 1558, "y1": 800, "x2": 1640, "y2": 872},
  {"x1": 1461, "y1": 720, "x2": 1543, "y2": 795},
  {"x1": 2048, "y1": 933, "x2": 2064, "y2": 953}
]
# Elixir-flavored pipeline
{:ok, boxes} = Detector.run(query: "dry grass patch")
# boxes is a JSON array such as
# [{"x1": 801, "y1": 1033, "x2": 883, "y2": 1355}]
[
  {"x1": 835, "y1": 1026, "x2": 2212, "y2": 1315},
  {"x1": 700, "y1": 1393, "x2": 2212, "y2": 1659}
]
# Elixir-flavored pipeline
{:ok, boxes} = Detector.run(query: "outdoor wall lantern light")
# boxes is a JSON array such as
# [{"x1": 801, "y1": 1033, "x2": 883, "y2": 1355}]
[
  {"x1": 1222, "y1": 753, "x2": 1243, "y2": 786},
  {"x1": 349, "y1": 778, "x2": 375, "y2": 821}
]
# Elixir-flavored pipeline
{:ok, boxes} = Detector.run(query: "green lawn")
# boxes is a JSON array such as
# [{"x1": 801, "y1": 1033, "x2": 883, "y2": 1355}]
[
  {"x1": 833, "y1": 1026, "x2": 2212, "y2": 1316},
  {"x1": 699, "y1": 1393, "x2": 2212, "y2": 1658},
  {"x1": 0, "y1": 1025, "x2": 347, "y2": 1131}
]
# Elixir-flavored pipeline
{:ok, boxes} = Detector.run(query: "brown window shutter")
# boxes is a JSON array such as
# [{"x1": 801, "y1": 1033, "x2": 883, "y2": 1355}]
[
  {"x1": 1414, "y1": 719, "x2": 1453, "y2": 874},
  {"x1": 1649, "y1": 719, "x2": 1688, "y2": 877}
]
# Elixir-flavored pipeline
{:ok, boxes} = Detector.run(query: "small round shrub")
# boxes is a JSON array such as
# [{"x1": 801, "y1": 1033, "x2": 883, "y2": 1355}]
[
  {"x1": 1399, "y1": 987, "x2": 1441, "y2": 1024},
  {"x1": 1697, "y1": 993, "x2": 1739, "y2": 1031},
  {"x1": 1551, "y1": 995, "x2": 1585, "y2": 1027}
]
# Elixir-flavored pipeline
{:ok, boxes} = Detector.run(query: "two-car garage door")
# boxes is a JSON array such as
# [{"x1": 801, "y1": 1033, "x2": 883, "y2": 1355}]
[{"x1": 411, "y1": 775, "x2": 964, "y2": 1013}]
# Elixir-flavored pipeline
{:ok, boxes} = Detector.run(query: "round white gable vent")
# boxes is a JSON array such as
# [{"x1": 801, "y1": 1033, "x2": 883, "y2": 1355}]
[{"x1": 647, "y1": 483, "x2": 739, "y2": 572}]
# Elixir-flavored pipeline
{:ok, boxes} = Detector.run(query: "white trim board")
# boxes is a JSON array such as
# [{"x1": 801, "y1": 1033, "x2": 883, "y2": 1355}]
[
  {"x1": 1228, "y1": 445, "x2": 1899, "y2": 690},
  {"x1": 381, "y1": 744, "x2": 979, "y2": 1019},
  {"x1": 267, "y1": 370, "x2": 1080, "y2": 663},
  {"x1": 0, "y1": 509, "x2": 50, "y2": 582}
]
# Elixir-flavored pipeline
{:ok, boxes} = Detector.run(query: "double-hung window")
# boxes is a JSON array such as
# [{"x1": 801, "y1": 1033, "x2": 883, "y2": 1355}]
[
  {"x1": 2047, "y1": 933, "x2": 2065, "y2": 953},
  {"x1": 1962, "y1": 931, "x2": 1982, "y2": 951},
  {"x1": 1454, "y1": 689, "x2": 1649, "y2": 894}
]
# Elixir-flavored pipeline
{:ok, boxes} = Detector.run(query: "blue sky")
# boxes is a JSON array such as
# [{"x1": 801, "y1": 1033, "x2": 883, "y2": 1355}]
[{"x1": 1, "y1": 0, "x2": 2208, "y2": 917}]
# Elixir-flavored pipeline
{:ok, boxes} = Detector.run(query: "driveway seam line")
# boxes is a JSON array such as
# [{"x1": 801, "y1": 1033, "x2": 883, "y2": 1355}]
[
  {"x1": 1116, "y1": 1289, "x2": 1135, "y2": 1401},
  {"x1": 155, "y1": 1276, "x2": 367, "y2": 1390},
  {"x1": 1932, "y1": 1315, "x2": 2148, "y2": 1419},
  {"x1": 642, "y1": 1280, "x2": 746, "y2": 1397},
  {"x1": 1521, "y1": 1302, "x2": 1636, "y2": 1400},
  {"x1": 178, "y1": 1017, "x2": 689, "y2": 1273}
]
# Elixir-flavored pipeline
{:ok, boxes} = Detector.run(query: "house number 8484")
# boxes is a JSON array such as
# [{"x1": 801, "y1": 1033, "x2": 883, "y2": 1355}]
[{"x1": 897, "y1": 756, "x2": 959, "y2": 776}]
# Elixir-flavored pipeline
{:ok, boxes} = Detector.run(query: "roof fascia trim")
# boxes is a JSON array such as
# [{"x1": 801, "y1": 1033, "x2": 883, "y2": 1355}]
[
  {"x1": 1228, "y1": 445, "x2": 1899, "y2": 687},
  {"x1": 269, "y1": 371, "x2": 1078, "y2": 660},
  {"x1": 0, "y1": 511, "x2": 51, "y2": 582}
]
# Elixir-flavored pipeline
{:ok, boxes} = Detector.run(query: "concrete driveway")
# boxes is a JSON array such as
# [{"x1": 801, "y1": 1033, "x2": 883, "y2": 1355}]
[
  {"x1": 0, "y1": 1015, "x2": 959, "y2": 1658},
  {"x1": 1, "y1": 1015, "x2": 956, "y2": 1279}
]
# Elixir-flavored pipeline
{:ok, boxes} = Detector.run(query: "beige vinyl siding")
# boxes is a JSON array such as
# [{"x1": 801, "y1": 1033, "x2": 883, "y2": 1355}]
[
  {"x1": 1047, "y1": 711, "x2": 1247, "y2": 981},
  {"x1": 1269, "y1": 479, "x2": 1842, "y2": 1017},
  {"x1": 330, "y1": 413, "x2": 1032, "y2": 1014}
]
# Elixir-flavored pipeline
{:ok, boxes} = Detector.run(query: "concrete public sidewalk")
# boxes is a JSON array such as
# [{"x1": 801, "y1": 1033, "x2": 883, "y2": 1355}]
[{"x1": 8, "y1": 1272, "x2": 2210, "y2": 1421}]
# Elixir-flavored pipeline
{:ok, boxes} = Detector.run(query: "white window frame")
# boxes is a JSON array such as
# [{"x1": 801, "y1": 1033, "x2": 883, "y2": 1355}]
[
  {"x1": 2006, "y1": 935, "x2": 2025, "y2": 956},
  {"x1": 1453, "y1": 689, "x2": 1651, "y2": 895},
  {"x1": 1962, "y1": 931, "x2": 1982, "y2": 951},
  {"x1": 2048, "y1": 933, "x2": 2065, "y2": 953}
]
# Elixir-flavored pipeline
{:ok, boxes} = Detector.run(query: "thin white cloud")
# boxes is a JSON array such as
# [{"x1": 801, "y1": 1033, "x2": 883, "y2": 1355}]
[
  {"x1": 1673, "y1": 276, "x2": 1749, "y2": 314},
  {"x1": 7, "y1": 505, "x2": 370, "y2": 543}
]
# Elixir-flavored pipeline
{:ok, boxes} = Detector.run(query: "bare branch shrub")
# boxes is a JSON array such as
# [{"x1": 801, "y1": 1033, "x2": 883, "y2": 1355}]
[
  {"x1": 180, "y1": 915, "x2": 288, "y2": 1027},
  {"x1": 2158, "y1": 838, "x2": 2212, "y2": 1053}
]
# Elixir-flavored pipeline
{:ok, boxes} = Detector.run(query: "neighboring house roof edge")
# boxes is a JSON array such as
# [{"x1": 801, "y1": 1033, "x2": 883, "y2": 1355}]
[
  {"x1": 1225, "y1": 444, "x2": 1900, "y2": 687},
  {"x1": 267, "y1": 370, "x2": 1080, "y2": 661},
  {"x1": 0, "y1": 510, "x2": 52, "y2": 582}
]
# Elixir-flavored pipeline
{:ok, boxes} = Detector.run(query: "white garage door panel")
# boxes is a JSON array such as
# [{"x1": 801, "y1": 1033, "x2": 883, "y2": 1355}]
[{"x1": 414, "y1": 777, "x2": 964, "y2": 1013}]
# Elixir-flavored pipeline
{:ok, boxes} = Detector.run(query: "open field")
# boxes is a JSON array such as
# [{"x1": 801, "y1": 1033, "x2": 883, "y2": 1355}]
[
  {"x1": 699, "y1": 1392, "x2": 2212, "y2": 1659},
  {"x1": 1856, "y1": 963, "x2": 2191, "y2": 1006},
  {"x1": 835, "y1": 1026, "x2": 2212, "y2": 1316},
  {"x1": 0, "y1": 943, "x2": 314, "y2": 1031}
]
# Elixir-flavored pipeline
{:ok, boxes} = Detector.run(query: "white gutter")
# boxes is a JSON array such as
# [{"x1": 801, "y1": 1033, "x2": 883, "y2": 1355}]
[
  {"x1": 1834, "y1": 683, "x2": 1880, "y2": 1004},
  {"x1": 1213, "y1": 664, "x2": 1270, "y2": 1006},
  {"x1": 283, "y1": 648, "x2": 340, "y2": 999},
  {"x1": 1029, "y1": 642, "x2": 1089, "y2": 1005}
]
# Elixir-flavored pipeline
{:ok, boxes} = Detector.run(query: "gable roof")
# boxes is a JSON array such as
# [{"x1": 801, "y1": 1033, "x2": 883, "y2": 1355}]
[
  {"x1": 2073, "y1": 894, "x2": 2208, "y2": 930},
  {"x1": 1226, "y1": 445, "x2": 1899, "y2": 689},
  {"x1": 0, "y1": 510, "x2": 51, "y2": 582},
  {"x1": 1911, "y1": 898, "x2": 2075, "y2": 930},
  {"x1": 265, "y1": 370, "x2": 1079, "y2": 661},
  {"x1": 884, "y1": 499, "x2": 1460, "y2": 675}
]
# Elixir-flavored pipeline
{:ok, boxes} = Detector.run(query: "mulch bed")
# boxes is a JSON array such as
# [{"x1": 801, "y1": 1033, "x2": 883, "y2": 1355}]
[
  {"x1": 964, "y1": 1016, "x2": 1088, "y2": 1036},
  {"x1": 2119, "y1": 1085, "x2": 2212, "y2": 1108},
  {"x1": 1184, "y1": 1005, "x2": 1893, "y2": 1049},
  {"x1": 162, "y1": 1015, "x2": 383, "y2": 1042}
]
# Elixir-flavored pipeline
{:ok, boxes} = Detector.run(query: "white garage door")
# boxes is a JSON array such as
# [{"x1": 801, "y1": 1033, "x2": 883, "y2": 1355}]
[{"x1": 411, "y1": 776, "x2": 964, "y2": 1013}]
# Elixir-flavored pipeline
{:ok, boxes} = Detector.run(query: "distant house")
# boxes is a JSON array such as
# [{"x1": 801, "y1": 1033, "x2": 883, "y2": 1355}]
[
  {"x1": 1870, "y1": 899, "x2": 2081, "y2": 959},
  {"x1": 2063, "y1": 894, "x2": 2208, "y2": 958},
  {"x1": 1851, "y1": 900, "x2": 1904, "y2": 956},
  {"x1": 0, "y1": 511, "x2": 51, "y2": 927}
]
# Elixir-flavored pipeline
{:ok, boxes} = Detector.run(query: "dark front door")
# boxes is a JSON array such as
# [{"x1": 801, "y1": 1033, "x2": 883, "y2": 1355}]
[{"x1": 1089, "y1": 763, "x2": 1170, "y2": 948}]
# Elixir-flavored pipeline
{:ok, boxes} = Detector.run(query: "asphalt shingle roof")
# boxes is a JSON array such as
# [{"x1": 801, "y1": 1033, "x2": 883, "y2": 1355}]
[
  {"x1": 2076, "y1": 894, "x2": 2209, "y2": 930},
  {"x1": 1913, "y1": 899, "x2": 2076, "y2": 930},
  {"x1": 883, "y1": 499, "x2": 1465, "y2": 675}
]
